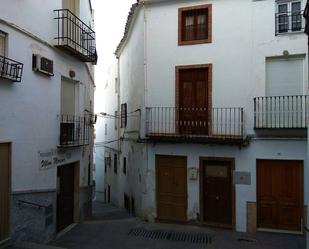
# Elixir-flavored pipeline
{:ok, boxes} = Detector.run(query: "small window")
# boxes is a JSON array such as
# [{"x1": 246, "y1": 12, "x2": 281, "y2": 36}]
[
  {"x1": 115, "y1": 77, "x2": 118, "y2": 93},
  {"x1": 0, "y1": 31, "x2": 7, "y2": 57},
  {"x1": 123, "y1": 157, "x2": 127, "y2": 175},
  {"x1": 121, "y1": 103, "x2": 127, "y2": 128},
  {"x1": 115, "y1": 111, "x2": 118, "y2": 130},
  {"x1": 114, "y1": 154, "x2": 117, "y2": 174},
  {"x1": 179, "y1": 4, "x2": 212, "y2": 45},
  {"x1": 276, "y1": 1, "x2": 303, "y2": 34}
]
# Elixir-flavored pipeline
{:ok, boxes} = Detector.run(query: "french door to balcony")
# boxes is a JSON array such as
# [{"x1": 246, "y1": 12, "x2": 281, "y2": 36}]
[{"x1": 177, "y1": 65, "x2": 211, "y2": 135}]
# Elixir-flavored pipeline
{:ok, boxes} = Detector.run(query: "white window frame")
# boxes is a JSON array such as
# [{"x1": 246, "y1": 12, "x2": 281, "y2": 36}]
[{"x1": 276, "y1": 1, "x2": 303, "y2": 34}]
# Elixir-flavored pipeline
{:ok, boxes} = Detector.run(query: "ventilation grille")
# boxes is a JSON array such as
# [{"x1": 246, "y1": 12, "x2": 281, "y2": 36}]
[{"x1": 128, "y1": 228, "x2": 212, "y2": 244}]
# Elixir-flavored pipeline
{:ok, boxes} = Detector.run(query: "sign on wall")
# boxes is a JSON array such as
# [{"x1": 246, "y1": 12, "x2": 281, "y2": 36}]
[
  {"x1": 233, "y1": 171, "x2": 251, "y2": 185},
  {"x1": 38, "y1": 150, "x2": 72, "y2": 170}
]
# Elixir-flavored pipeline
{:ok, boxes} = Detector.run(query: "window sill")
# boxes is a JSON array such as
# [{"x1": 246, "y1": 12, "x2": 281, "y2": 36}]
[
  {"x1": 275, "y1": 30, "x2": 305, "y2": 36},
  {"x1": 178, "y1": 38, "x2": 212, "y2": 46}
]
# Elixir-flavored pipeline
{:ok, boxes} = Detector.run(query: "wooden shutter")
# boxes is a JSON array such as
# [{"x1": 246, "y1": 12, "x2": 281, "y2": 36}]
[{"x1": 61, "y1": 79, "x2": 76, "y2": 116}]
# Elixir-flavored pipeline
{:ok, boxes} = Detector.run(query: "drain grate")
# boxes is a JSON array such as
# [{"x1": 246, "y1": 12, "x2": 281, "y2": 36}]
[{"x1": 128, "y1": 227, "x2": 212, "y2": 244}]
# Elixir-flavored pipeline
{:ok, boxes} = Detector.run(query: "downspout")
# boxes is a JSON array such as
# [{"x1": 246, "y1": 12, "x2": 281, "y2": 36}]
[{"x1": 141, "y1": 0, "x2": 150, "y2": 219}]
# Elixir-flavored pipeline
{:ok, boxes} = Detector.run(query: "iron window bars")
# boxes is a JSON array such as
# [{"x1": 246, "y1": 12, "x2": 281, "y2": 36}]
[
  {"x1": 54, "y1": 9, "x2": 96, "y2": 62},
  {"x1": 254, "y1": 95, "x2": 309, "y2": 129},
  {"x1": 0, "y1": 55, "x2": 23, "y2": 82},
  {"x1": 59, "y1": 115, "x2": 90, "y2": 147},
  {"x1": 276, "y1": 10, "x2": 304, "y2": 34}
]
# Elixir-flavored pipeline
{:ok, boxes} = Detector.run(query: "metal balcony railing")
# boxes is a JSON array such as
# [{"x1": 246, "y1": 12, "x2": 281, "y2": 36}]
[
  {"x1": 0, "y1": 55, "x2": 23, "y2": 82},
  {"x1": 59, "y1": 115, "x2": 90, "y2": 147},
  {"x1": 254, "y1": 95, "x2": 309, "y2": 129},
  {"x1": 276, "y1": 11, "x2": 304, "y2": 35},
  {"x1": 146, "y1": 107, "x2": 244, "y2": 143},
  {"x1": 54, "y1": 9, "x2": 97, "y2": 62}
]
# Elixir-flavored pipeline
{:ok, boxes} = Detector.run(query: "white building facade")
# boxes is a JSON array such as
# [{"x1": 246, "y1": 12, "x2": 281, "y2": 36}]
[
  {"x1": 0, "y1": 0, "x2": 96, "y2": 245},
  {"x1": 101, "y1": 0, "x2": 308, "y2": 235}
]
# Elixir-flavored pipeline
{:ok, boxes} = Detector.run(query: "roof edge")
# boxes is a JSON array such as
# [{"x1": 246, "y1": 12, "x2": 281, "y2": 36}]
[{"x1": 115, "y1": 1, "x2": 141, "y2": 57}]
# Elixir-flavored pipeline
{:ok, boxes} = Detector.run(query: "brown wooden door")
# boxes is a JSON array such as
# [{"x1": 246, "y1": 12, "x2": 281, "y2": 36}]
[
  {"x1": 203, "y1": 160, "x2": 233, "y2": 225},
  {"x1": 178, "y1": 66, "x2": 210, "y2": 135},
  {"x1": 257, "y1": 160, "x2": 303, "y2": 231},
  {"x1": 0, "y1": 143, "x2": 10, "y2": 242},
  {"x1": 57, "y1": 164, "x2": 75, "y2": 232},
  {"x1": 156, "y1": 155, "x2": 187, "y2": 222}
]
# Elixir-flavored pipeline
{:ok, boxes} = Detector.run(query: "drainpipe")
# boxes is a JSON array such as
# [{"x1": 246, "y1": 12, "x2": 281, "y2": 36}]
[{"x1": 141, "y1": 0, "x2": 150, "y2": 218}]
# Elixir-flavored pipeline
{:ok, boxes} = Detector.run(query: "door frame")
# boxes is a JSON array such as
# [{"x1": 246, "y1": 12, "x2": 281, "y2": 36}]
[
  {"x1": 0, "y1": 142, "x2": 11, "y2": 246},
  {"x1": 256, "y1": 159, "x2": 304, "y2": 233},
  {"x1": 56, "y1": 161, "x2": 80, "y2": 233},
  {"x1": 199, "y1": 157, "x2": 235, "y2": 229},
  {"x1": 155, "y1": 154, "x2": 188, "y2": 223},
  {"x1": 175, "y1": 64, "x2": 213, "y2": 135}
]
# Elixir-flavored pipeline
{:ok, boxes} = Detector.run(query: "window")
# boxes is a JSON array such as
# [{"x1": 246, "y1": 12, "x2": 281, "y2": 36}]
[
  {"x1": 115, "y1": 111, "x2": 118, "y2": 130},
  {"x1": 115, "y1": 77, "x2": 118, "y2": 93},
  {"x1": 114, "y1": 154, "x2": 117, "y2": 174},
  {"x1": 121, "y1": 103, "x2": 127, "y2": 128},
  {"x1": 277, "y1": 1, "x2": 303, "y2": 34},
  {"x1": 179, "y1": 4, "x2": 212, "y2": 45},
  {"x1": 123, "y1": 157, "x2": 127, "y2": 175},
  {"x1": 0, "y1": 31, "x2": 7, "y2": 57}
]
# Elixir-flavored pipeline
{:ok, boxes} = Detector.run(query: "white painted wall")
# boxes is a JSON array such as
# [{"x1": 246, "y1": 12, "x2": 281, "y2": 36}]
[
  {"x1": 94, "y1": 59, "x2": 119, "y2": 201},
  {"x1": 0, "y1": 0, "x2": 95, "y2": 192},
  {"x1": 101, "y1": 0, "x2": 309, "y2": 233},
  {"x1": 145, "y1": 0, "x2": 308, "y2": 135}
]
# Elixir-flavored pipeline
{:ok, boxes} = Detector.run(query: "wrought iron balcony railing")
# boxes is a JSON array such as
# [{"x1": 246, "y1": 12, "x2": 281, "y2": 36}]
[
  {"x1": 146, "y1": 107, "x2": 244, "y2": 144},
  {"x1": 54, "y1": 9, "x2": 97, "y2": 63},
  {"x1": 59, "y1": 115, "x2": 90, "y2": 147},
  {"x1": 276, "y1": 11, "x2": 304, "y2": 35},
  {"x1": 0, "y1": 55, "x2": 23, "y2": 82},
  {"x1": 254, "y1": 95, "x2": 309, "y2": 129}
]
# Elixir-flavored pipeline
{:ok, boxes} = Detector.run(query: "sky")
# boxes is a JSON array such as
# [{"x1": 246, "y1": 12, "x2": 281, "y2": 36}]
[{"x1": 92, "y1": 0, "x2": 137, "y2": 113}]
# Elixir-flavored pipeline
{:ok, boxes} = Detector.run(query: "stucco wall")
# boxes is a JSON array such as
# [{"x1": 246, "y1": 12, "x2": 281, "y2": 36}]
[
  {"x1": 145, "y1": 0, "x2": 308, "y2": 135},
  {"x1": 145, "y1": 140, "x2": 308, "y2": 232}
]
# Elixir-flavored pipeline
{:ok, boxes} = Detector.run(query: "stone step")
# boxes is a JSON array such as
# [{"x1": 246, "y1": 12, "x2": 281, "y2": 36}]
[{"x1": 12, "y1": 242, "x2": 66, "y2": 249}]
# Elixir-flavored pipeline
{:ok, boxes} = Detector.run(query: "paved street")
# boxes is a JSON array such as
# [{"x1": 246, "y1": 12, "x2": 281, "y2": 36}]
[
  {"x1": 50, "y1": 202, "x2": 305, "y2": 249},
  {"x1": 8, "y1": 202, "x2": 306, "y2": 249}
]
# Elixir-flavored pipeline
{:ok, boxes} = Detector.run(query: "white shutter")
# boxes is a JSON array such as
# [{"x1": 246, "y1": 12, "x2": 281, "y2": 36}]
[
  {"x1": 266, "y1": 57, "x2": 304, "y2": 96},
  {"x1": 61, "y1": 79, "x2": 76, "y2": 116}
]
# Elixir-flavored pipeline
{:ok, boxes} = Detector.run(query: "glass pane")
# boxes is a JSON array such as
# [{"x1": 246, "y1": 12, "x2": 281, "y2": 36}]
[
  {"x1": 206, "y1": 165, "x2": 228, "y2": 178},
  {"x1": 292, "y1": 2, "x2": 301, "y2": 13},
  {"x1": 278, "y1": 14, "x2": 289, "y2": 33},
  {"x1": 278, "y1": 4, "x2": 288, "y2": 13},
  {"x1": 185, "y1": 16, "x2": 194, "y2": 26},
  {"x1": 197, "y1": 15, "x2": 206, "y2": 25}
]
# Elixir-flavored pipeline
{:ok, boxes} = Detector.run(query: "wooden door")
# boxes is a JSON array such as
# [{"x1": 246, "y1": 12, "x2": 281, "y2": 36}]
[
  {"x1": 203, "y1": 160, "x2": 233, "y2": 226},
  {"x1": 156, "y1": 155, "x2": 187, "y2": 222},
  {"x1": 57, "y1": 164, "x2": 75, "y2": 232},
  {"x1": 178, "y1": 66, "x2": 210, "y2": 135},
  {"x1": 257, "y1": 160, "x2": 303, "y2": 231},
  {"x1": 0, "y1": 143, "x2": 10, "y2": 242}
]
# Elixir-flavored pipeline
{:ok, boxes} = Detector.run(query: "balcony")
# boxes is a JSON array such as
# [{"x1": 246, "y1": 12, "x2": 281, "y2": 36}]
[
  {"x1": 0, "y1": 55, "x2": 23, "y2": 82},
  {"x1": 146, "y1": 107, "x2": 245, "y2": 145},
  {"x1": 54, "y1": 9, "x2": 97, "y2": 63},
  {"x1": 254, "y1": 95, "x2": 308, "y2": 130},
  {"x1": 59, "y1": 115, "x2": 90, "y2": 147},
  {"x1": 275, "y1": 11, "x2": 304, "y2": 35}
]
